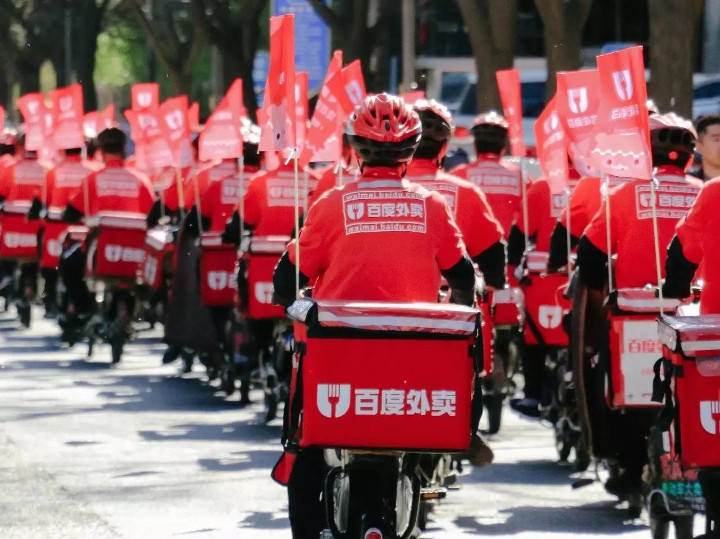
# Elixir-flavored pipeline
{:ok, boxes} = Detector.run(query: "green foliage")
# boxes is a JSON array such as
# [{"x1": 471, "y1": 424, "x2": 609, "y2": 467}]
[{"x1": 95, "y1": 20, "x2": 147, "y2": 87}]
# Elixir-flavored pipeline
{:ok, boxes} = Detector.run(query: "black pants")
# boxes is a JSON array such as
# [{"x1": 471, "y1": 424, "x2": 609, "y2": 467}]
[
  {"x1": 522, "y1": 344, "x2": 547, "y2": 402},
  {"x1": 288, "y1": 448, "x2": 328, "y2": 538},
  {"x1": 40, "y1": 267, "x2": 58, "y2": 305},
  {"x1": 58, "y1": 245, "x2": 92, "y2": 314},
  {"x1": 18, "y1": 263, "x2": 38, "y2": 298}
]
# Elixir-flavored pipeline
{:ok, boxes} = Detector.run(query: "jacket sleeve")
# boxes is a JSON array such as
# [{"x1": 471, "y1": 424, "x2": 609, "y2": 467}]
[
  {"x1": 272, "y1": 251, "x2": 310, "y2": 307},
  {"x1": 662, "y1": 236, "x2": 698, "y2": 298},
  {"x1": 506, "y1": 225, "x2": 526, "y2": 267},
  {"x1": 577, "y1": 235, "x2": 608, "y2": 291},
  {"x1": 547, "y1": 222, "x2": 578, "y2": 272},
  {"x1": 472, "y1": 240, "x2": 506, "y2": 289}
]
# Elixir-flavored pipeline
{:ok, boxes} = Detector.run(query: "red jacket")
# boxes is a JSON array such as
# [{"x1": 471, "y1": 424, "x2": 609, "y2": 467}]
[
  {"x1": 184, "y1": 159, "x2": 238, "y2": 209},
  {"x1": 44, "y1": 156, "x2": 96, "y2": 220},
  {"x1": 243, "y1": 162, "x2": 319, "y2": 236},
  {"x1": 67, "y1": 159, "x2": 155, "y2": 218},
  {"x1": 288, "y1": 167, "x2": 467, "y2": 302},
  {"x1": 583, "y1": 166, "x2": 699, "y2": 289},
  {"x1": 199, "y1": 167, "x2": 258, "y2": 231},
  {"x1": 451, "y1": 154, "x2": 523, "y2": 239},
  {"x1": 517, "y1": 172, "x2": 580, "y2": 251},
  {"x1": 406, "y1": 158, "x2": 503, "y2": 257},
  {"x1": 0, "y1": 157, "x2": 51, "y2": 215},
  {"x1": 674, "y1": 177, "x2": 720, "y2": 313}
]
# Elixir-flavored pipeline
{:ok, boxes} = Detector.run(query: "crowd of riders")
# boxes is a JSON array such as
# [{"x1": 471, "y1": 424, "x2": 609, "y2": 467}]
[{"x1": 2, "y1": 42, "x2": 720, "y2": 538}]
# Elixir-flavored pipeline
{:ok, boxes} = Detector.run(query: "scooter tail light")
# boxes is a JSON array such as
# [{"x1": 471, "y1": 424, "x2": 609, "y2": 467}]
[{"x1": 364, "y1": 529, "x2": 383, "y2": 539}]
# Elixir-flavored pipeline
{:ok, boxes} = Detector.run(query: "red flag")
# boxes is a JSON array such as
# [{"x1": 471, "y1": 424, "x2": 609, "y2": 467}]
[
  {"x1": 131, "y1": 83, "x2": 159, "y2": 111},
  {"x1": 260, "y1": 15, "x2": 296, "y2": 151},
  {"x1": 143, "y1": 110, "x2": 174, "y2": 172},
  {"x1": 295, "y1": 72, "x2": 309, "y2": 149},
  {"x1": 587, "y1": 46, "x2": 651, "y2": 179},
  {"x1": 400, "y1": 91, "x2": 425, "y2": 106},
  {"x1": 298, "y1": 51, "x2": 343, "y2": 165},
  {"x1": 17, "y1": 93, "x2": 46, "y2": 152},
  {"x1": 50, "y1": 84, "x2": 85, "y2": 150},
  {"x1": 556, "y1": 69, "x2": 600, "y2": 174},
  {"x1": 495, "y1": 69, "x2": 526, "y2": 157},
  {"x1": 534, "y1": 96, "x2": 568, "y2": 194},
  {"x1": 199, "y1": 80, "x2": 244, "y2": 161},
  {"x1": 257, "y1": 105, "x2": 281, "y2": 171},
  {"x1": 0, "y1": 106, "x2": 4, "y2": 129},
  {"x1": 159, "y1": 96, "x2": 193, "y2": 168},
  {"x1": 189, "y1": 102, "x2": 200, "y2": 132},
  {"x1": 331, "y1": 60, "x2": 367, "y2": 114}
]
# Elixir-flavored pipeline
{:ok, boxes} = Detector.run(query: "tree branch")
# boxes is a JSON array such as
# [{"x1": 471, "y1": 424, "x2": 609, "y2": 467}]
[{"x1": 308, "y1": 0, "x2": 343, "y2": 30}]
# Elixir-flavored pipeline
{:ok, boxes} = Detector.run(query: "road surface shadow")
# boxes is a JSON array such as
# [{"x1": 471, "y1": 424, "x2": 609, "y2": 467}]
[
  {"x1": 462, "y1": 459, "x2": 576, "y2": 486},
  {"x1": 197, "y1": 449, "x2": 279, "y2": 473},
  {"x1": 444, "y1": 501, "x2": 647, "y2": 535},
  {"x1": 139, "y1": 420, "x2": 280, "y2": 444},
  {"x1": 238, "y1": 511, "x2": 288, "y2": 530}
]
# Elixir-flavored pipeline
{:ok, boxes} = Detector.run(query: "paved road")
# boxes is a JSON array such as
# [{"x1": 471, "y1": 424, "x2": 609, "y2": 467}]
[{"x1": 0, "y1": 309, "x2": 706, "y2": 538}]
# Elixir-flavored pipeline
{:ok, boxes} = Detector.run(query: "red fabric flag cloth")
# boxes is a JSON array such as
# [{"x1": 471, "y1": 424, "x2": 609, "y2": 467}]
[
  {"x1": 496, "y1": 69, "x2": 526, "y2": 157},
  {"x1": 556, "y1": 69, "x2": 600, "y2": 175},
  {"x1": 189, "y1": 102, "x2": 201, "y2": 132},
  {"x1": 587, "y1": 46, "x2": 652, "y2": 180},
  {"x1": 199, "y1": 79, "x2": 244, "y2": 162},
  {"x1": 334, "y1": 60, "x2": 367, "y2": 114},
  {"x1": 159, "y1": 96, "x2": 193, "y2": 168},
  {"x1": 131, "y1": 83, "x2": 159, "y2": 112},
  {"x1": 534, "y1": 95, "x2": 568, "y2": 194},
  {"x1": 17, "y1": 93, "x2": 46, "y2": 152},
  {"x1": 50, "y1": 84, "x2": 85, "y2": 150},
  {"x1": 295, "y1": 72, "x2": 309, "y2": 149},
  {"x1": 260, "y1": 14, "x2": 296, "y2": 152},
  {"x1": 298, "y1": 51, "x2": 343, "y2": 165}
]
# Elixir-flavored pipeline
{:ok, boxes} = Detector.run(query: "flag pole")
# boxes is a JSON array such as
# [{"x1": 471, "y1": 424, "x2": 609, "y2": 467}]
[
  {"x1": 565, "y1": 188, "x2": 572, "y2": 283},
  {"x1": 601, "y1": 174, "x2": 613, "y2": 292},
  {"x1": 520, "y1": 158, "x2": 530, "y2": 253},
  {"x1": 293, "y1": 150, "x2": 300, "y2": 298},
  {"x1": 237, "y1": 155, "x2": 245, "y2": 246},
  {"x1": 650, "y1": 174, "x2": 664, "y2": 308}
]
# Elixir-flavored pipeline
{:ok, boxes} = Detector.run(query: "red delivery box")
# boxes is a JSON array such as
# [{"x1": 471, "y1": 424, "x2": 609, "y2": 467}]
[
  {"x1": 292, "y1": 301, "x2": 479, "y2": 452},
  {"x1": 658, "y1": 314, "x2": 720, "y2": 468},
  {"x1": 200, "y1": 232, "x2": 237, "y2": 306},
  {"x1": 86, "y1": 214, "x2": 147, "y2": 279},
  {"x1": 245, "y1": 236, "x2": 288, "y2": 320},
  {"x1": 0, "y1": 215, "x2": 41, "y2": 260}
]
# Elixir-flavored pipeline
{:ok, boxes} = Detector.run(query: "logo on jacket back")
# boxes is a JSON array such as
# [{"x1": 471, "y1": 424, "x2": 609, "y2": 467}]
[
  {"x1": 346, "y1": 202, "x2": 364, "y2": 220},
  {"x1": 567, "y1": 88, "x2": 588, "y2": 114},
  {"x1": 317, "y1": 384, "x2": 352, "y2": 418},
  {"x1": 700, "y1": 400, "x2": 720, "y2": 435},
  {"x1": 612, "y1": 70, "x2": 633, "y2": 101}
]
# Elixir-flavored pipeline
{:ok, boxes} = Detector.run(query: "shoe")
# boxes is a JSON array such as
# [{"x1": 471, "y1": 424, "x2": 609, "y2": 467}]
[
  {"x1": 162, "y1": 346, "x2": 181, "y2": 364},
  {"x1": 467, "y1": 434, "x2": 494, "y2": 467},
  {"x1": 604, "y1": 470, "x2": 643, "y2": 499},
  {"x1": 509, "y1": 398, "x2": 542, "y2": 418}
]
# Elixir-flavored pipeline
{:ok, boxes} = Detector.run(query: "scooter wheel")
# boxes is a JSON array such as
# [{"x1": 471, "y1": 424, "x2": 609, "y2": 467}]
[
  {"x1": 110, "y1": 335, "x2": 124, "y2": 364},
  {"x1": 18, "y1": 303, "x2": 31, "y2": 328}
]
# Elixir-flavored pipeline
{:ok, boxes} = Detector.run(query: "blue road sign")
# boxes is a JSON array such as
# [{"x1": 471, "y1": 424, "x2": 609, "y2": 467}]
[{"x1": 273, "y1": 0, "x2": 331, "y2": 92}]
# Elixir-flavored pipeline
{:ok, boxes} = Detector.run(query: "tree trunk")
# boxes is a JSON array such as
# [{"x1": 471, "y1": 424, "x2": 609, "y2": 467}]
[
  {"x1": 18, "y1": 60, "x2": 41, "y2": 95},
  {"x1": 220, "y1": 52, "x2": 258, "y2": 120},
  {"x1": 456, "y1": 0, "x2": 517, "y2": 111},
  {"x1": 75, "y1": 0, "x2": 103, "y2": 111},
  {"x1": 535, "y1": 0, "x2": 593, "y2": 100},
  {"x1": 648, "y1": 0, "x2": 703, "y2": 118}
]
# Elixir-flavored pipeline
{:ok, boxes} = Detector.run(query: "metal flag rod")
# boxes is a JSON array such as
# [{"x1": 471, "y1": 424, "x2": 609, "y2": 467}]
[
  {"x1": 565, "y1": 188, "x2": 572, "y2": 283},
  {"x1": 650, "y1": 175, "x2": 664, "y2": 308},
  {"x1": 237, "y1": 155, "x2": 245, "y2": 243},
  {"x1": 520, "y1": 158, "x2": 530, "y2": 252},
  {"x1": 602, "y1": 174, "x2": 614, "y2": 292},
  {"x1": 293, "y1": 151, "x2": 300, "y2": 298}
]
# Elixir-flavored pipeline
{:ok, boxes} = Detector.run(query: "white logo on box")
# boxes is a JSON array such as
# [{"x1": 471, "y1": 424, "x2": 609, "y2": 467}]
[
  {"x1": 700, "y1": 400, "x2": 720, "y2": 435},
  {"x1": 4, "y1": 233, "x2": 37, "y2": 249},
  {"x1": 538, "y1": 305, "x2": 563, "y2": 329},
  {"x1": 317, "y1": 384, "x2": 352, "y2": 418},
  {"x1": 254, "y1": 282, "x2": 273, "y2": 304},
  {"x1": 104, "y1": 245, "x2": 144, "y2": 264},
  {"x1": 47, "y1": 240, "x2": 62, "y2": 257}
]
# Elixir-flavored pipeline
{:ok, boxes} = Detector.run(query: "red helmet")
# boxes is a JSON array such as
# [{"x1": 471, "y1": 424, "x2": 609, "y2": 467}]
[
  {"x1": 471, "y1": 110, "x2": 509, "y2": 150},
  {"x1": 413, "y1": 99, "x2": 454, "y2": 143},
  {"x1": 345, "y1": 93, "x2": 422, "y2": 166},
  {"x1": 649, "y1": 113, "x2": 696, "y2": 168}
]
